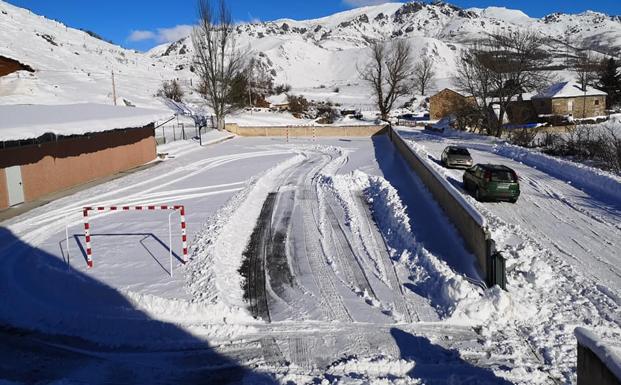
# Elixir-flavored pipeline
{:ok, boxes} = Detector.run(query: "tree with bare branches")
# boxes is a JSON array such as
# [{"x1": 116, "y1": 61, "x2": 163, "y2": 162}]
[
  {"x1": 454, "y1": 47, "x2": 494, "y2": 134},
  {"x1": 572, "y1": 48, "x2": 599, "y2": 92},
  {"x1": 571, "y1": 48, "x2": 600, "y2": 117},
  {"x1": 455, "y1": 30, "x2": 552, "y2": 137},
  {"x1": 192, "y1": 0, "x2": 247, "y2": 130},
  {"x1": 413, "y1": 56, "x2": 436, "y2": 96},
  {"x1": 359, "y1": 40, "x2": 413, "y2": 121}
]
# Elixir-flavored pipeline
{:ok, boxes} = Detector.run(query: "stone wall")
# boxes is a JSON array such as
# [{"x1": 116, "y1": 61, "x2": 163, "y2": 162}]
[
  {"x1": 534, "y1": 96, "x2": 607, "y2": 118},
  {"x1": 225, "y1": 123, "x2": 388, "y2": 137}
]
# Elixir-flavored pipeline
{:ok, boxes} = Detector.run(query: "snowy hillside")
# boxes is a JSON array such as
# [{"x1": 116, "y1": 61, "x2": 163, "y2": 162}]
[
  {"x1": 0, "y1": 0, "x2": 189, "y2": 108},
  {"x1": 1, "y1": 0, "x2": 621, "y2": 107}
]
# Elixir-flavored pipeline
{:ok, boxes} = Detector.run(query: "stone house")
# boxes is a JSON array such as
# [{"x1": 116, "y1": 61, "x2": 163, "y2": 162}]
[
  {"x1": 532, "y1": 82, "x2": 607, "y2": 119},
  {"x1": 429, "y1": 88, "x2": 476, "y2": 120}
]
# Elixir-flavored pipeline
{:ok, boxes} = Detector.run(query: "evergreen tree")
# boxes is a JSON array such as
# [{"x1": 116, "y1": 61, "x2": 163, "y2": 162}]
[{"x1": 597, "y1": 58, "x2": 621, "y2": 109}]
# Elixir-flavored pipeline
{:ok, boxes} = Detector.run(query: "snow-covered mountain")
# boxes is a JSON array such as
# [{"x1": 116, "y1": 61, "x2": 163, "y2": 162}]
[{"x1": 1, "y1": 0, "x2": 621, "y2": 107}]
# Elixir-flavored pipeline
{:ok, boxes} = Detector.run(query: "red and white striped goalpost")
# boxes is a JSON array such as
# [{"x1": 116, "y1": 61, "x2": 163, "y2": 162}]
[{"x1": 82, "y1": 205, "x2": 188, "y2": 269}]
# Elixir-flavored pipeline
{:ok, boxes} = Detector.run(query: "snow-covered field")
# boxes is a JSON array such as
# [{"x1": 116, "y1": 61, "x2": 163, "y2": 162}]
[
  {"x1": 3, "y1": 126, "x2": 618, "y2": 383},
  {"x1": 0, "y1": 131, "x2": 558, "y2": 384}
]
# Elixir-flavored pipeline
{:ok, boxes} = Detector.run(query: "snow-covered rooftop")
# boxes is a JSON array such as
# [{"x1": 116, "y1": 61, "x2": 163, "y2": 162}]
[
  {"x1": 533, "y1": 81, "x2": 607, "y2": 99},
  {"x1": 0, "y1": 103, "x2": 172, "y2": 142}
]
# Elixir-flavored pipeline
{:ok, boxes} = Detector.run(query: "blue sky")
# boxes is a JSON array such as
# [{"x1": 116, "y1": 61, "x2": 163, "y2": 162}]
[{"x1": 6, "y1": 0, "x2": 621, "y2": 51}]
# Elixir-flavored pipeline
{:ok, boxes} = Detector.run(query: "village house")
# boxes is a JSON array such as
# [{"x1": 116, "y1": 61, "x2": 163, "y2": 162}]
[
  {"x1": 0, "y1": 104, "x2": 170, "y2": 210},
  {"x1": 532, "y1": 81, "x2": 607, "y2": 119},
  {"x1": 429, "y1": 88, "x2": 476, "y2": 120}
]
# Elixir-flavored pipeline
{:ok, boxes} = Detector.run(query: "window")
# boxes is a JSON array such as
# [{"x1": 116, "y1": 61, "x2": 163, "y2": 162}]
[{"x1": 595, "y1": 99, "x2": 600, "y2": 106}]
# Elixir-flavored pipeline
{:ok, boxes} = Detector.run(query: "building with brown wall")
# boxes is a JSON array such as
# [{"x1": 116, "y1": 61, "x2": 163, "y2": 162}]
[
  {"x1": 429, "y1": 89, "x2": 476, "y2": 120},
  {"x1": 0, "y1": 104, "x2": 170, "y2": 210},
  {"x1": 532, "y1": 82, "x2": 607, "y2": 119},
  {"x1": 0, "y1": 55, "x2": 34, "y2": 77}
]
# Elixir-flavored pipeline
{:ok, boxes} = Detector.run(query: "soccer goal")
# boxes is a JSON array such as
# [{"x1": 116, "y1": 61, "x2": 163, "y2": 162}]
[{"x1": 82, "y1": 205, "x2": 188, "y2": 270}]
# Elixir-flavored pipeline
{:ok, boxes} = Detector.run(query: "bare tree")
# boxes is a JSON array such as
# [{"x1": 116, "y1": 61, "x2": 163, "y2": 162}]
[
  {"x1": 571, "y1": 48, "x2": 600, "y2": 117},
  {"x1": 359, "y1": 39, "x2": 413, "y2": 120},
  {"x1": 158, "y1": 79, "x2": 184, "y2": 102},
  {"x1": 572, "y1": 48, "x2": 599, "y2": 91},
  {"x1": 455, "y1": 30, "x2": 552, "y2": 137},
  {"x1": 454, "y1": 47, "x2": 494, "y2": 134},
  {"x1": 413, "y1": 56, "x2": 436, "y2": 96},
  {"x1": 192, "y1": 0, "x2": 247, "y2": 130}
]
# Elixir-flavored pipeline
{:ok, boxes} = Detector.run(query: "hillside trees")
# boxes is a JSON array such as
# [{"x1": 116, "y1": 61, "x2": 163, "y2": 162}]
[
  {"x1": 193, "y1": 0, "x2": 247, "y2": 130},
  {"x1": 359, "y1": 39, "x2": 413, "y2": 120},
  {"x1": 412, "y1": 56, "x2": 436, "y2": 96},
  {"x1": 455, "y1": 30, "x2": 552, "y2": 137},
  {"x1": 597, "y1": 58, "x2": 621, "y2": 109}
]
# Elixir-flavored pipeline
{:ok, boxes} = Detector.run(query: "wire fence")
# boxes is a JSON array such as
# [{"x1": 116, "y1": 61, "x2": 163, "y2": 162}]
[{"x1": 155, "y1": 115, "x2": 215, "y2": 145}]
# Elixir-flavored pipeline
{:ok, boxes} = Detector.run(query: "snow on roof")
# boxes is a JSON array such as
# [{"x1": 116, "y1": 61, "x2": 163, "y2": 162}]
[
  {"x1": 574, "y1": 327, "x2": 621, "y2": 381},
  {"x1": 0, "y1": 103, "x2": 173, "y2": 142},
  {"x1": 533, "y1": 81, "x2": 607, "y2": 99}
]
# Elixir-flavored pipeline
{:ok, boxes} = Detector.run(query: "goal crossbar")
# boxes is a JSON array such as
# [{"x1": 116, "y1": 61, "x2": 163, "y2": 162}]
[{"x1": 82, "y1": 205, "x2": 188, "y2": 268}]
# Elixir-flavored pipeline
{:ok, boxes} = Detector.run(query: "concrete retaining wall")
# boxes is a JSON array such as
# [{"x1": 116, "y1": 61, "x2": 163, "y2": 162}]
[
  {"x1": 386, "y1": 126, "x2": 491, "y2": 282},
  {"x1": 225, "y1": 123, "x2": 388, "y2": 137},
  {"x1": 575, "y1": 328, "x2": 621, "y2": 385}
]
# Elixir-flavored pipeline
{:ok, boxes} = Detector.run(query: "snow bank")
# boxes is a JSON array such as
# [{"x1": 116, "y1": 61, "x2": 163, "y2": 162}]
[
  {"x1": 324, "y1": 170, "x2": 498, "y2": 321},
  {"x1": 0, "y1": 103, "x2": 173, "y2": 142},
  {"x1": 575, "y1": 327, "x2": 621, "y2": 381},
  {"x1": 491, "y1": 143, "x2": 621, "y2": 204},
  {"x1": 327, "y1": 356, "x2": 417, "y2": 379}
]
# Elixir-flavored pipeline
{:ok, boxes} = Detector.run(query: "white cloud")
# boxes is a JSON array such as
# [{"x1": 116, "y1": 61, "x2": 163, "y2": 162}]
[
  {"x1": 342, "y1": 0, "x2": 392, "y2": 7},
  {"x1": 127, "y1": 30, "x2": 156, "y2": 42},
  {"x1": 155, "y1": 25, "x2": 194, "y2": 43},
  {"x1": 127, "y1": 24, "x2": 194, "y2": 44}
]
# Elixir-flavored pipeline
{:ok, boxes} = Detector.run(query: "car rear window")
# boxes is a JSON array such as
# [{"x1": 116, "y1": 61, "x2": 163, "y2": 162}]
[
  {"x1": 449, "y1": 148, "x2": 470, "y2": 156},
  {"x1": 491, "y1": 170, "x2": 515, "y2": 182}
]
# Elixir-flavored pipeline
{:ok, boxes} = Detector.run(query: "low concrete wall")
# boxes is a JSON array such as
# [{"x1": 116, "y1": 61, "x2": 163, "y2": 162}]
[
  {"x1": 386, "y1": 126, "x2": 491, "y2": 282},
  {"x1": 0, "y1": 126, "x2": 156, "y2": 210},
  {"x1": 225, "y1": 123, "x2": 388, "y2": 137},
  {"x1": 578, "y1": 345, "x2": 621, "y2": 385},
  {"x1": 576, "y1": 328, "x2": 621, "y2": 385}
]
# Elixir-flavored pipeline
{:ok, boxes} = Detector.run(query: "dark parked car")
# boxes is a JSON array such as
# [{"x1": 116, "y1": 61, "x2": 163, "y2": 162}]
[
  {"x1": 463, "y1": 164, "x2": 520, "y2": 203},
  {"x1": 441, "y1": 146, "x2": 473, "y2": 169}
]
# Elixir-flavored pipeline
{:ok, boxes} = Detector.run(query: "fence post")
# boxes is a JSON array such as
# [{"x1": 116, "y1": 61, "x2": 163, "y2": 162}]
[
  {"x1": 173, "y1": 125, "x2": 176, "y2": 141},
  {"x1": 162, "y1": 127, "x2": 166, "y2": 144},
  {"x1": 181, "y1": 123, "x2": 186, "y2": 140}
]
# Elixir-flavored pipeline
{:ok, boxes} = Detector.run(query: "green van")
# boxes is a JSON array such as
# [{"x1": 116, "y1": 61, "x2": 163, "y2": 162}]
[{"x1": 463, "y1": 164, "x2": 520, "y2": 203}]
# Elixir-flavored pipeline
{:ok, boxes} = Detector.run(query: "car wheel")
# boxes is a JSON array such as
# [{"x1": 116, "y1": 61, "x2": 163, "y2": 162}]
[
  {"x1": 509, "y1": 198, "x2": 518, "y2": 204},
  {"x1": 475, "y1": 187, "x2": 482, "y2": 202}
]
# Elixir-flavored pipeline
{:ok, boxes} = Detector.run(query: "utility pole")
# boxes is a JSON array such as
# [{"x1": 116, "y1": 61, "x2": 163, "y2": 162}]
[{"x1": 111, "y1": 70, "x2": 117, "y2": 106}]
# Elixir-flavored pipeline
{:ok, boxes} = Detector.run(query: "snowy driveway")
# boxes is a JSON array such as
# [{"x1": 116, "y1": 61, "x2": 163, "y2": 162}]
[{"x1": 398, "y1": 128, "x2": 621, "y2": 297}]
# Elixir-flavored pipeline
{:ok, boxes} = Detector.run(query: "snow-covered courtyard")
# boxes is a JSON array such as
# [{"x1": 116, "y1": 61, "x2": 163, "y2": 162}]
[{"x1": 1, "y1": 126, "x2": 618, "y2": 384}]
